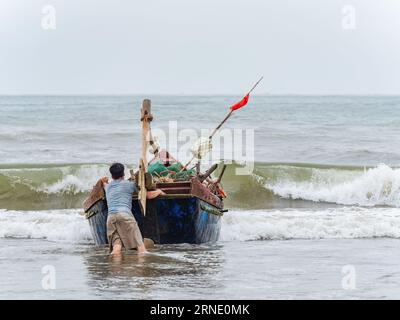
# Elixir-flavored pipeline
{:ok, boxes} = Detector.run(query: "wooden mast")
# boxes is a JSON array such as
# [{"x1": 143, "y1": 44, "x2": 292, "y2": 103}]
[{"x1": 138, "y1": 99, "x2": 153, "y2": 216}]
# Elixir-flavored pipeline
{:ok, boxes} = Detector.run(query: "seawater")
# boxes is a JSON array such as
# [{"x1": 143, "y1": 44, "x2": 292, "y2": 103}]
[{"x1": 1, "y1": 95, "x2": 400, "y2": 299}]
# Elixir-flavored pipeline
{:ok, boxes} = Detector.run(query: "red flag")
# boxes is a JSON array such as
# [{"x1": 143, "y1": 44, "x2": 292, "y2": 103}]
[{"x1": 230, "y1": 94, "x2": 250, "y2": 111}]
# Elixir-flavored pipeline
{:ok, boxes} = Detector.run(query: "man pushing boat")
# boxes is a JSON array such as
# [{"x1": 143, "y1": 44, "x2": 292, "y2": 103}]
[
  {"x1": 101, "y1": 162, "x2": 164, "y2": 255},
  {"x1": 83, "y1": 79, "x2": 262, "y2": 246}
]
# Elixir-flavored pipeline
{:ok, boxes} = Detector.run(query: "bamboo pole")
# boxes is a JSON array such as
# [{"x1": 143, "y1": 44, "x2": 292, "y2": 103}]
[{"x1": 138, "y1": 99, "x2": 153, "y2": 215}]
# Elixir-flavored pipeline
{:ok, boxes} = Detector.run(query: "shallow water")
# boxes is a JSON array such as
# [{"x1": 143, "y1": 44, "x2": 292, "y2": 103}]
[{"x1": 2, "y1": 238, "x2": 400, "y2": 299}]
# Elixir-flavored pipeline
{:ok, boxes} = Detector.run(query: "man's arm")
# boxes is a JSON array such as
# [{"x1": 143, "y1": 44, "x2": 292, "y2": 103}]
[
  {"x1": 126, "y1": 177, "x2": 164, "y2": 199},
  {"x1": 147, "y1": 189, "x2": 165, "y2": 199}
]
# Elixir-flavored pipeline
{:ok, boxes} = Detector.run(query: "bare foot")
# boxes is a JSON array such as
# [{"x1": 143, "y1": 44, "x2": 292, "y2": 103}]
[{"x1": 110, "y1": 243, "x2": 122, "y2": 255}]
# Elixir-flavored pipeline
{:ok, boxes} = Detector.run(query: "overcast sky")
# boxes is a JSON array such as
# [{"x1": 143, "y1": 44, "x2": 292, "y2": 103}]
[{"x1": 0, "y1": 0, "x2": 399, "y2": 95}]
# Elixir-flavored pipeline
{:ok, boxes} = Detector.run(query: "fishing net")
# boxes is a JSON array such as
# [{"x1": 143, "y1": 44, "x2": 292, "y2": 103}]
[
  {"x1": 148, "y1": 161, "x2": 169, "y2": 177},
  {"x1": 148, "y1": 161, "x2": 196, "y2": 181},
  {"x1": 190, "y1": 137, "x2": 212, "y2": 160},
  {"x1": 167, "y1": 162, "x2": 183, "y2": 173},
  {"x1": 174, "y1": 168, "x2": 196, "y2": 181}
]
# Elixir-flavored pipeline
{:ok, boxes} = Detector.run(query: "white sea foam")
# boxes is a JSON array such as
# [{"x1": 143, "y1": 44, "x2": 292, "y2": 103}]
[
  {"x1": 266, "y1": 164, "x2": 400, "y2": 207},
  {"x1": 38, "y1": 165, "x2": 109, "y2": 194},
  {"x1": 0, "y1": 209, "x2": 92, "y2": 243},
  {"x1": 1, "y1": 207, "x2": 400, "y2": 243},
  {"x1": 39, "y1": 174, "x2": 95, "y2": 194},
  {"x1": 220, "y1": 207, "x2": 400, "y2": 241},
  {"x1": 36, "y1": 164, "x2": 140, "y2": 195}
]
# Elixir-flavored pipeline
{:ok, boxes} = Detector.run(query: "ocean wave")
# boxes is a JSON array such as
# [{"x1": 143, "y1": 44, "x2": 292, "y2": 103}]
[
  {"x1": 0, "y1": 209, "x2": 92, "y2": 243},
  {"x1": 267, "y1": 164, "x2": 400, "y2": 207},
  {"x1": 1, "y1": 207, "x2": 400, "y2": 243},
  {"x1": 37, "y1": 165, "x2": 110, "y2": 194},
  {"x1": 0, "y1": 162, "x2": 400, "y2": 210},
  {"x1": 221, "y1": 208, "x2": 400, "y2": 241},
  {"x1": 0, "y1": 164, "x2": 110, "y2": 210}
]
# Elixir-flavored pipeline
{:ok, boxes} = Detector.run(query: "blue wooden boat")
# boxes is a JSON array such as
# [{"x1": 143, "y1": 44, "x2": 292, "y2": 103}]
[
  {"x1": 83, "y1": 99, "x2": 227, "y2": 246},
  {"x1": 83, "y1": 177, "x2": 225, "y2": 245}
]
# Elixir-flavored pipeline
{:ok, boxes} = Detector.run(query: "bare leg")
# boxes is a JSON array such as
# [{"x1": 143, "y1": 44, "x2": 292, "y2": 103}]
[
  {"x1": 111, "y1": 239, "x2": 123, "y2": 255},
  {"x1": 137, "y1": 242, "x2": 147, "y2": 255}
]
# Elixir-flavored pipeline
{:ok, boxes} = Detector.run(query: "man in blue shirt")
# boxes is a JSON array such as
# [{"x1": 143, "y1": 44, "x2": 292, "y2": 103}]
[{"x1": 101, "y1": 163, "x2": 163, "y2": 255}]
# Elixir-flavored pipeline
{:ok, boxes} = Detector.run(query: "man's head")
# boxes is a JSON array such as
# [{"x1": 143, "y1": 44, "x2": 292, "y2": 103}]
[{"x1": 109, "y1": 163, "x2": 125, "y2": 180}]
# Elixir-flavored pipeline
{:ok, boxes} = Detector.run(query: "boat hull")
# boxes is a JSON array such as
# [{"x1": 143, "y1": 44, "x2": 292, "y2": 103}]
[
  {"x1": 86, "y1": 199, "x2": 108, "y2": 245},
  {"x1": 87, "y1": 197, "x2": 222, "y2": 245}
]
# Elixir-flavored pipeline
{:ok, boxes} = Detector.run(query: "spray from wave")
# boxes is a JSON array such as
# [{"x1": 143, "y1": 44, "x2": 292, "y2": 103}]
[
  {"x1": 266, "y1": 163, "x2": 400, "y2": 208},
  {"x1": 0, "y1": 209, "x2": 92, "y2": 243},
  {"x1": 1, "y1": 162, "x2": 400, "y2": 210},
  {"x1": 221, "y1": 207, "x2": 400, "y2": 241},
  {"x1": 1, "y1": 207, "x2": 400, "y2": 243},
  {"x1": 0, "y1": 164, "x2": 109, "y2": 210}
]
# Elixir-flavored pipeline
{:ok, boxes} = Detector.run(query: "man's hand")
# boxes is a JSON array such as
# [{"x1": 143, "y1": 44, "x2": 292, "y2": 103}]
[
  {"x1": 147, "y1": 189, "x2": 166, "y2": 199},
  {"x1": 100, "y1": 176, "x2": 109, "y2": 186}
]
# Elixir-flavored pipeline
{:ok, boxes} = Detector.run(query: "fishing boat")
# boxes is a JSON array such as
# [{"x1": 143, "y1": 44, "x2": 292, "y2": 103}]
[
  {"x1": 83, "y1": 99, "x2": 228, "y2": 245},
  {"x1": 82, "y1": 77, "x2": 262, "y2": 245}
]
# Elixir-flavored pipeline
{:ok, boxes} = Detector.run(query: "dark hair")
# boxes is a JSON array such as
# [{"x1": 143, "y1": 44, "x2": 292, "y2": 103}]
[{"x1": 109, "y1": 163, "x2": 125, "y2": 180}]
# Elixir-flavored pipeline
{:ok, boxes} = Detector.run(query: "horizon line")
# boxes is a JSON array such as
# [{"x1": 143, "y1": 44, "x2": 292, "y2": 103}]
[{"x1": 1, "y1": 93, "x2": 400, "y2": 97}]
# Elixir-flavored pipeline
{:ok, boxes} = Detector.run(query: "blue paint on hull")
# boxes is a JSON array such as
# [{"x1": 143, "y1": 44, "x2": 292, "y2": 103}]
[
  {"x1": 133, "y1": 197, "x2": 221, "y2": 244},
  {"x1": 88, "y1": 197, "x2": 222, "y2": 245},
  {"x1": 87, "y1": 199, "x2": 108, "y2": 245}
]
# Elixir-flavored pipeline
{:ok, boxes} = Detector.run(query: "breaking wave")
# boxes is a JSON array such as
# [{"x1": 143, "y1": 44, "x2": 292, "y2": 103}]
[
  {"x1": 221, "y1": 208, "x2": 400, "y2": 241},
  {"x1": 0, "y1": 209, "x2": 92, "y2": 243},
  {"x1": 1, "y1": 207, "x2": 400, "y2": 243},
  {"x1": 0, "y1": 164, "x2": 110, "y2": 210},
  {"x1": 266, "y1": 163, "x2": 400, "y2": 208},
  {"x1": 0, "y1": 162, "x2": 399, "y2": 210}
]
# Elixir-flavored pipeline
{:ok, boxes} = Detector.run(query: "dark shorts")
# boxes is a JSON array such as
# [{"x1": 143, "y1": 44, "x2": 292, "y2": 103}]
[{"x1": 106, "y1": 212, "x2": 143, "y2": 252}]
